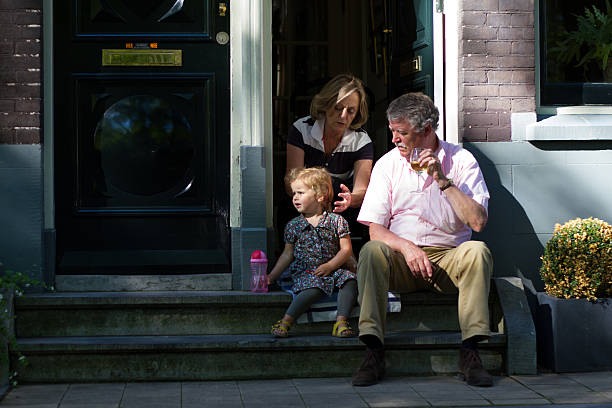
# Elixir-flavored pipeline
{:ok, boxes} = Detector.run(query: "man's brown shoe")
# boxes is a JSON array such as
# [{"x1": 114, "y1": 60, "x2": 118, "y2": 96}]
[
  {"x1": 458, "y1": 348, "x2": 493, "y2": 387},
  {"x1": 352, "y1": 348, "x2": 385, "y2": 386}
]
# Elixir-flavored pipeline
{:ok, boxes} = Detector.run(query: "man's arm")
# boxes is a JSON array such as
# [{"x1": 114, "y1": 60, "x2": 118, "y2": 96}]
[
  {"x1": 369, "y1": 222, "x2": 433, "y2": 279},
  {"x1": 438, "y1": 182, "x2": 487, "y2": 232},
  {"x1": 419, "y1": 150, "x2": 488, "y2": 232}
]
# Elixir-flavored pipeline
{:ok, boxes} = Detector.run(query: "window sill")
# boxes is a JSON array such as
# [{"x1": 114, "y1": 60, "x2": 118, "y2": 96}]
[{"x1": 526, "y1": 106, "x2": 612, "y2": 141}]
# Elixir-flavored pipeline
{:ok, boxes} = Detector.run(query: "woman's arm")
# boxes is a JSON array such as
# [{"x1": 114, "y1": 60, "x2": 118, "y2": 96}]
[
  {"x1": 313, "y1": 235, "x2": 353, "y2": 277},
  {"x1": 333, "y1": 159, "x2": 373, "y2": 213},
  {"x1": 267, "y1": 243, "x2": 294, "y2": 284},
  {"x1": 349, "y1": 159, "x2": 373, "y2": 207},
  {"x1": 285, "y1": 144, "x2": 305, "y2": 195}
]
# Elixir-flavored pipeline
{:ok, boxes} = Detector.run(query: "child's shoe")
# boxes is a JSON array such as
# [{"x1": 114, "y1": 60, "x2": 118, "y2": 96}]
[
  {"x1": 271, "y1": 319, "x2": 292, "y2": 338},
  {"x1": 332, "y1": 320, "x2": 355, "y2": 338}
]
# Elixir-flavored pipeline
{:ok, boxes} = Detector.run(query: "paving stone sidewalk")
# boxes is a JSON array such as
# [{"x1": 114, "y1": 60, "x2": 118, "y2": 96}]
[{"x1": 0, "y1": 372, "x2": 611, "y2": 408}]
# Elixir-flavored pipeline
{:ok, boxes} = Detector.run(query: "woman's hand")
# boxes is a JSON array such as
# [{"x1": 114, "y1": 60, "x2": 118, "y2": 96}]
[{"x1": 333, "y1": 184, "x2": 352, "y2": 213}]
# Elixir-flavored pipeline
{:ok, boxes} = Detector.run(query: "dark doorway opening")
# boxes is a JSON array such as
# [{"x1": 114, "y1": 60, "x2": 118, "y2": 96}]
[{"x1": 271, "y1": 0, "x2": 434, "y2": 256}]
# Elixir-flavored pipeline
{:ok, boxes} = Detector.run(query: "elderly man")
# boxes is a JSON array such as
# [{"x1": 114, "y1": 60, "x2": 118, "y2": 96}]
[{"x1": 352, "y1": 92, "x2": 493, "y2": 387}]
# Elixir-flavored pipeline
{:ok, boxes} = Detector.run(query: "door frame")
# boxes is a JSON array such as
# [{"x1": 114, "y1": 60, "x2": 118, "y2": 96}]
[
  {"x1": 42, "y1": 0, "x2": 456, "y2": 288},
  {"x1": 42, "y1": 0, "x2": 55, "y2": 285},
  {"x1": 440, "y1": 0, "x2": 460, "y2": 144}
]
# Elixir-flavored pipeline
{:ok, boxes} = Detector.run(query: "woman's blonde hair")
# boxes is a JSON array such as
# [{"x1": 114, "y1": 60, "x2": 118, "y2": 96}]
[
  {"x1": 309, "y1": 74, "x2": 369, "y2": 129},
  {"x1": 286, "y1": 167, "x2": 334, "y2": 212}
]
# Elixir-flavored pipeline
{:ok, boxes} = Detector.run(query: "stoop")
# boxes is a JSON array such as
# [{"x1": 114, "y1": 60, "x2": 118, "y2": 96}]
[{"x1": 11, "y1": 277, "x2": 535, "y2": 382}]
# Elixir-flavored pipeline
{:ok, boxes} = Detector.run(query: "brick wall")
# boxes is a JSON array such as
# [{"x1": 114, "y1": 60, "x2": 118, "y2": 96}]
[
  {"x1": 460, "y1": 0, "x2": 536, "y2": 142},
  {"x1": 0, "y1": 0, "x2": 42, "y2": 144}
]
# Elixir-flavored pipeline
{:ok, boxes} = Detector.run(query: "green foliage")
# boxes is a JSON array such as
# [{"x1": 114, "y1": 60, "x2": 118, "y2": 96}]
[
  {"x1": 551, "y1": 1, "x2": 612, "y2": 78},
  {"x1": 540, "y1": 218, "x2": 612, "y2": 301},
  {"x1": 0, "y1": 264, "x2": 48, "y2": 387}
]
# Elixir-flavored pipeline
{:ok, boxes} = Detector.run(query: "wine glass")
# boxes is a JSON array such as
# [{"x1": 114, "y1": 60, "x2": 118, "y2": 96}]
[{"x1": 410, "y1": 147, "x2": 426, "y2": 191}]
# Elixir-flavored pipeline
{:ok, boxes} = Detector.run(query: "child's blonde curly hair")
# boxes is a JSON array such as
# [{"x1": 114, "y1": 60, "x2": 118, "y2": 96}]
[{"x1": 286, "y1": 167, "x2": 334, "y2": 212}]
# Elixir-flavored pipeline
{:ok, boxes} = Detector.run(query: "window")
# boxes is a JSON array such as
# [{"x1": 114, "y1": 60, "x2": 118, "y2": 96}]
[{"x1": 538, "y1": 0, "x2": 612, "y2": 106}]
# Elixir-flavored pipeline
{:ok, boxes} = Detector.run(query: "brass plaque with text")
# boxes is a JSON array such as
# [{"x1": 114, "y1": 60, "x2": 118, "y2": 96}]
[{"x1": 102, "y1": 49, "x2": 182, "y2": 66}]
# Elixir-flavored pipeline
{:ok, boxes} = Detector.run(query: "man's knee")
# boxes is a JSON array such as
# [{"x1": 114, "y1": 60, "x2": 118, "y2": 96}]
[
  {"x1": 458, "y1": 241, "x2": 493, "y2": 277},
  {"x1": 357, "y1": 240, "x2": 392, "y2": 286},
  {"x1": 358, "y1": 240, "x2": 390, "y2": 268}
]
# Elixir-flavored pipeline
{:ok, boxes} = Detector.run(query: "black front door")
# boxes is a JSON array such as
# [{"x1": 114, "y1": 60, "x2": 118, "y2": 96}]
[{"x1": 54, "y1": 1, "x2": 230, "y2": 274}]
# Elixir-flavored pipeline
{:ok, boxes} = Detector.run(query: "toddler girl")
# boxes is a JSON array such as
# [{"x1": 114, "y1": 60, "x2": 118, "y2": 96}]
[{"x1": 267, "y1": 167, "x2": 358, "y2": 338}]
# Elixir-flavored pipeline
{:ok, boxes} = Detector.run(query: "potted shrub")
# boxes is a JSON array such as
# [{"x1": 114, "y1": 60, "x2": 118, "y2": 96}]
[
  {"x1": 552, "y1": 0, "x2": 612, "y2": 82},
  {"x1": 536, "y1": 217, "x2": 612, "y2": 372}
]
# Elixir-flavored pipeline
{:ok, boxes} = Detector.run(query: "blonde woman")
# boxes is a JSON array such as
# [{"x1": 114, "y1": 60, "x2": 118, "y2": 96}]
[{"x1": 285, "y1": 74, "x2": 373, "y2": 220}]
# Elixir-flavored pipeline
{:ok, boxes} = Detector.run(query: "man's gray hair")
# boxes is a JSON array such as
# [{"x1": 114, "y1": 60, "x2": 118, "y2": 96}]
[{"x1": 386, "y1": 92, "x2": 439, "y2": 132}]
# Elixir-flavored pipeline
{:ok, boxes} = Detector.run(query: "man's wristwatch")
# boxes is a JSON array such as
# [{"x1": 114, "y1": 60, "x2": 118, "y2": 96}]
[{"x1": 439, "y1": 178, "x2": 454, "y2": 191}]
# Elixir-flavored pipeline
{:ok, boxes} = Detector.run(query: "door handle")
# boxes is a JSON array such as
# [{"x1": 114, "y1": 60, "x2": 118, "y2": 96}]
[
  {"x1": 218, "y1": 2, "x2": 227, "y2": 16},
  {"x1": 399, "y1": 56, "x2": 422, "y2": 77}
]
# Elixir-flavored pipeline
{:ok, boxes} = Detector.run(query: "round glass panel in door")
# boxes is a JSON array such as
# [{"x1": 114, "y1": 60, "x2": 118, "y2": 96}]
[{"x1": 93, "y1": 95, "x2": 195, "y2": 202}]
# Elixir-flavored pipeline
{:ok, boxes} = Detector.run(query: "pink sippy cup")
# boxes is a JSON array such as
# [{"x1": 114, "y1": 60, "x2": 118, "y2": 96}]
[{"x1": 250, "y1": 250, "x2": 268, "y2": 293}]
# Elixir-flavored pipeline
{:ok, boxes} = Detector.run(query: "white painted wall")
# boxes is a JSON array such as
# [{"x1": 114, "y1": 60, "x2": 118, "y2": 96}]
[{"x1": 467, "y1": 141, "x2": 612, "y2": 291}]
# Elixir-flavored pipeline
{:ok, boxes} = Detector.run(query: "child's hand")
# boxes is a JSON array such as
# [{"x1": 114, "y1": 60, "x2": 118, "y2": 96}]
[
  {"x1": 313, "y1": 264, "x2": 333, "y2": 277},
  {"x1": 267, "y1": 274, "x2": 276, "y2": 285}
]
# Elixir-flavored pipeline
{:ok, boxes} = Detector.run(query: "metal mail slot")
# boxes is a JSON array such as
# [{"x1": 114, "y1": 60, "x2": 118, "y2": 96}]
[
  {"x1": 102, "y1": 49, "x2": 182, "y2": 66},
  {"x1": 399, "y1": 55, "x2": 422, "y2": 77}
]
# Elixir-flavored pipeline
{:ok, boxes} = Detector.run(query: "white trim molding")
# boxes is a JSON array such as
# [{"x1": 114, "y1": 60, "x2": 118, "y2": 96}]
[
  {"x1": 526, "y1": 107, "x2": 612, "y2": 141},
  {"x1": 442, "y1": 0, "x2": 459, "y2": 144},
  {"x1": 229, "y1": 0, "x2": 273, "y2": 229},
  {"x1": 433, "y1": 0, "x2": 445, "y2": 140}
]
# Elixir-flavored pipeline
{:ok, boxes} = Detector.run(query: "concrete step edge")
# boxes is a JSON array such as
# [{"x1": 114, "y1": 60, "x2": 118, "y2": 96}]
[
  {"x1": 15, "y1": 332, "x2": 507, "y2": 353},
  {"x1": 17, "y1": 290, "x2": 462, "y2": 308}
]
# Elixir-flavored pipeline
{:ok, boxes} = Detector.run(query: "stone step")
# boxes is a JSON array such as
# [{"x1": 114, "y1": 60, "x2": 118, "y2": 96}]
[
  {"x1": 55, "y1": 274, "x2": 232, "y2": 292},
  {"x1": 59, "y1": 250, "x2": 230, "y2": 275},
  {"x1": 13, "y1": 332, "x2": 507, "y2": 382},
  {"x1": 15, "y1": 291, "x2": 480, "y2": 337},
  {"x1": 13, "y1": 277, "x2": 538, "y2": 380}
]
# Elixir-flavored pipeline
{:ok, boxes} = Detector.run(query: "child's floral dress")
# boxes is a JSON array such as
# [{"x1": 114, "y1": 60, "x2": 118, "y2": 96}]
[{"x1": 284, "y1": 211, "x2": 356, "y2": 296}]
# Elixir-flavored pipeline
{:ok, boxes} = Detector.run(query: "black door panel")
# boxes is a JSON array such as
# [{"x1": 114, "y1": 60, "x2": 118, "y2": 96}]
[
  {"x1": 76, "y1": 0, "x2": 212, "y2": 37},
  {"x1": 74, "y1": 75, "x2": 215, "y2": 213},
  {"x1": 54, "y1": 0, "x2": 230, "y2": 274}
]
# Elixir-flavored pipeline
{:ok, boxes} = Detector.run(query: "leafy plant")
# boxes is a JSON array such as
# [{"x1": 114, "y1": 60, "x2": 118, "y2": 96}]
[
  {"x1": 0, "y1": 264, "x2": 48, "y2": 386},
  {"x1": 552, "y1": 1, "x2": 612, "y2": 79},
  {"x1": 540, "y1": 218, "x2": 612, "y2": 301}
]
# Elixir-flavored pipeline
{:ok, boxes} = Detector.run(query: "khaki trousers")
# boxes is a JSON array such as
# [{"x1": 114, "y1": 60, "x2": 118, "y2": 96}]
[{"x1": 357, "y1": 240, "x2": 493, "y2": 343}]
